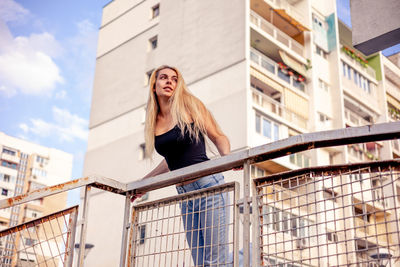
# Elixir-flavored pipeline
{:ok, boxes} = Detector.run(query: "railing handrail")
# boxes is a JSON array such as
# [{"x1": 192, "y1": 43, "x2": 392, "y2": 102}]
[
  {"x1": 126, "y1": 121, "x2": 400, "y2": 193},
  {"x1": 0, "y1": 175, "x2": 127, "y2": 209},
  {"x1": 250, "y1": 10, "x2": 304, "y2": 56},
  {"x1": 1, "y1": 121, "x2": 400, "y2": 209}
]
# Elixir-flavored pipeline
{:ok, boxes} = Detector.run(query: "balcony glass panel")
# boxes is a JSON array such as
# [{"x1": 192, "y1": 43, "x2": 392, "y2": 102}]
[{"x1": 278, "y1": 68, "x2": 291, "y2": 83}]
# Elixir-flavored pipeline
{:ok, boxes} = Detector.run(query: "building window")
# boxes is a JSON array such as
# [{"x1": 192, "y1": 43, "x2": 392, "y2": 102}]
[
  {"x1": 315, "y1": 46, "x2": 328, "y2": 59},
  {"x1": 342, "y1": 61, "x2": 372, "y2": 94},
  {"x1": 139, "y1": 143, "x2": 147, "y2": 160},
  {"x1": 318, "y1": 79, "x2": 329, "y2": 92},
  {"x1": 32, "y1": 168, "x2": 47, "y2": 178},
  {"x1": 139, "y1": 224, "x2": 146, "y2": 244},
  {"x1": 354, "y1": 206, "x2": 370, "y2": 222},
  {"x1": 3, "y1": 174, "x2": 10, "y2": 182},
  {"x1": 326, "y1": 231, "x2": 338, "y2": 243},
  {"x1": 263, "y1": 206, "x2": 310, "y2": 238},
  {"x1": 256, "y1": 114, "x2": 279, "y2": 141},
  {"x1": 149, "y1": 35, "x2": 158, "y2": 50},
  {"x1": 25, "y1": 238, "x2": 35, "y2": 246},
  {"x1": 1, "y1": 189, "x2": 8, "y2": 196},
  {"x1": 145, "y1": 69, "x2": 154, "y2": 86},
  {"x1": 290, "y1": 153, "x2": 310, "y2": 168},
  {"x1": 250, "y1": 165, "x2": 265, "y2": 178},
  {"x1": 255, "y1": 114, "x2": 261, "y2": 134},
  {"x1": 152, "y1": 4, "x2": 160, "y2": 18},
  {"x1": 2, "y1": 148, "x2": 16, "y2": 156},
  {"x1": 1, "y1": 160, "x2": 17, "y2": 169},
  {"x1": 319, "y1": 112, "x2": 330, "y2": 122}
]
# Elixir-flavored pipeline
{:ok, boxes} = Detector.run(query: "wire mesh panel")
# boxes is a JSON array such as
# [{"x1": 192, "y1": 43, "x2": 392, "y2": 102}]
[
  {"x1": 0, "y1": 206, "x2": 78, "y2": 267},
  {"x1": 128, "y1": 182, "x2": 239, "y2": 267},
  {"x1": 254, "y1": 160, "x2": 400, "y2": 267}
]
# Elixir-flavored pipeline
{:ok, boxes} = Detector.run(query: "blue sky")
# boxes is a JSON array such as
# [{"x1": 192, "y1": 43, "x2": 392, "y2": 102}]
[
  {"x1": 0, "y1": 0, "x2": 399, "y2": 206},
  {"x1": 0, "y1": 0, "x2": 109, "y2": 204}
]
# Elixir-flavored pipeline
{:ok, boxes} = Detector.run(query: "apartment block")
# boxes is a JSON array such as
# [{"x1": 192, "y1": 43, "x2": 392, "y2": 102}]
[
  {"x1": 0, "y1": 132, "x2": 73, "y2": 266},
  {"x1": 83, "y1": 0, "x2": 400, "y2": 266}
]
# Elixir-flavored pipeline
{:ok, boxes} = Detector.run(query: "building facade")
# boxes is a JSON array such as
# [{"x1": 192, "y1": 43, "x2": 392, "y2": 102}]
[
  {"x1": 0, "y1": 132, "x2": 73, "y2": 266},
  {"x1": 83, "y1": 0, "x2": 400, "y2": 266}
]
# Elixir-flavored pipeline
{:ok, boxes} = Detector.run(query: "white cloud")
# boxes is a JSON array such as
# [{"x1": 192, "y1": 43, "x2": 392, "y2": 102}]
[
  {"x1": 19, "y1": 123, "x2": 29, "y2": 133},
  {"x1": 0, "y1": 0, "x2": 29, "y2": 23},
  {"x1": 0, "y1": 31, "x2": 64, "y2": 96},
  {"x1": 20, "y1": 106, "x2": 88, "y2": 142}
]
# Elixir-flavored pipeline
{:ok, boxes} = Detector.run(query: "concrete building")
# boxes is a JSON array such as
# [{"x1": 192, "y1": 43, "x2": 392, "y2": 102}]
[
  {"x1": 0, "y1": 132, "x2": 73, "y2": 266},
  {"x1": 83, "y1": 0, "x2": 400, "y2": 266}
]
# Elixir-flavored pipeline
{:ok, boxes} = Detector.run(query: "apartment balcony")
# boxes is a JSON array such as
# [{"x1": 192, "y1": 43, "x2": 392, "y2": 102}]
[
  {"x1": 256, "y1": 0, "x2": 310, "y2": 32},
  {"x1": 341, "y1": 46, "x2": 376, "y2": 80},
  {"x1": 392, "y1": 139, "x2": 400, "y2": 157},
  {"x1": 386, "y1": 79, "x2": 400, "y2": 101},
  {"x1": 344, "y1": 108, "x2": 372, "y2": 127},
  {"x1": 250, "y1": 48, "x2": 306, "y2": 93},
  {"x1": 252, "y1": 87, "x2": 308, "y2": 129},
  {"x1": 250, "y1": 11, "x2": 305, "y2": 59}
]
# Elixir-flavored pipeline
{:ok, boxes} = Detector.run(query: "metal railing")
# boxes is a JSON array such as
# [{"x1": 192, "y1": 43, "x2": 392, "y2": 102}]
[
  {"x1": 254, "y1": 161, "x2": 400, "y2": 266},
  {"x1": 250, "y1": 11, "x2": 304, "y2": 57},
  {"x1": 0, "y1": 206, "x2": 78, "y2": 267},
  {"x1": 251, "y1": 87, "x2": 308, "y2": 129},
  {"x1": 0, "y1": 121, "x2": 399, "y2": 266}
]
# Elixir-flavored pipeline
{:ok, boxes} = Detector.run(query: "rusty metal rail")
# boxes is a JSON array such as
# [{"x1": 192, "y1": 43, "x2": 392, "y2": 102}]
[
  {"x1": 253, "y1": 161, "x2": 400, "y2": 266},
  {"x1": 0, "y1": 121, "x2": 399, "y2": 266},
  {"x1": 0, "y1": 206, "x2": 78, "y2": 267}
]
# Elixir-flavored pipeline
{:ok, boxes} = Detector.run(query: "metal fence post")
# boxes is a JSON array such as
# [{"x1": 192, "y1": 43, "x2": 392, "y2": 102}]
[
  {"x1": 251, "y1": 174, "x2": 260, "y2": 266},
  {"x1": 120, "y1": 192, "x2": 132, "y2": 267},
  {"x1": 234, "y1": 182, "x2": 240, "y2": 267},
  {"x1": 242, "y1": 160, "x2": 251, "y2": 267},
  {"x1": 78, "y1": 185, "x2": 91, "y2": 267},
  {"x1": 66, "y1": 207, "x2": 79, "y2": 267}
]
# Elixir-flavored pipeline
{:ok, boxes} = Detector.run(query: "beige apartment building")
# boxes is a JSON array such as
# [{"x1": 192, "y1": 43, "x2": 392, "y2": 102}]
[
  {"x1": 0, "y1": 132, "x2": 72, "y2": 266},
  {"x1": 83, "y1": 0, "x2": 400, "y2": 266}
]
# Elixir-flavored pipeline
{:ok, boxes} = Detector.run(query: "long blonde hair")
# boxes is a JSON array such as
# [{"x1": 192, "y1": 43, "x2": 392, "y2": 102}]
[{"x1": 144, "y1": 65, "x2": 223, "y2": 157}]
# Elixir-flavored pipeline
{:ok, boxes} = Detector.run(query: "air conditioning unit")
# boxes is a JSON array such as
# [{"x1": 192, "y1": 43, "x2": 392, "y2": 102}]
[{"x1": 295, "y1": 238, "x2": 308, "y2": 249}]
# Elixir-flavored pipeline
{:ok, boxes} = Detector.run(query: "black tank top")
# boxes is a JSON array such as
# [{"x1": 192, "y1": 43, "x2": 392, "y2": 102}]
[{"x1": 154, "y1": 124, "x2": 209, "y2": 171}]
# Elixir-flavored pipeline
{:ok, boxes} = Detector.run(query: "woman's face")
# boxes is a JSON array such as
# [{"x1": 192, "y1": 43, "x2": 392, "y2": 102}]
[{"x1": 154, "y1": 68, "x2": 178, "y2": 99}]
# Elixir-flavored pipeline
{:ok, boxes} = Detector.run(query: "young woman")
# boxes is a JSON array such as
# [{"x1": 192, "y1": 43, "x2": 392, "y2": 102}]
[{"x1": 140, "y1": 65, "x2": 232, "y2": 266}]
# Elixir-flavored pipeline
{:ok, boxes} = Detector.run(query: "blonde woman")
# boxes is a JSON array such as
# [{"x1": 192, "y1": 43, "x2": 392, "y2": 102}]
[{"x1": 140, "y1": 65, "x2": 231, "y2": 266}]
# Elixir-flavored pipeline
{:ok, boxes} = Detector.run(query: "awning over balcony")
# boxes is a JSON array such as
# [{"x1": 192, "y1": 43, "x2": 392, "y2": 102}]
[
  {"x1": 250, "y1": 67, "x2": 284, "y2": 92},
  {"x1": 387, "y1": 93, "x2": 400, "y2": 110},
  {"x1": 273, "y1": 9, "x2": 310, "y2": 32},
  {"x1": 279, "y1": 50, "x2": 307, "y2": 77}
]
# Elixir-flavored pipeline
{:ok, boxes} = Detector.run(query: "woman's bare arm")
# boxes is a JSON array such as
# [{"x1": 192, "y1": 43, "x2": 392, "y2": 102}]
[
  {"x1": 142, "y1": 159, "x2": 170, "y2": 179},
  {"x1": 204, "y1": 111, "x2": 231, "y2": 156}
]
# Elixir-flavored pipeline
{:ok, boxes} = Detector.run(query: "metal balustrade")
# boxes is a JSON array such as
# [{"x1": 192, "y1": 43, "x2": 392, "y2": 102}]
[
  {"x1": 0, "y1": 122, "x2": 399, "y2": 266},
  {"x1": 254, "y1": 161, "x2": 400, "y2": 266},
  {"x1": 250, "y1": 48, "x2": 306, "y2": 93},
  {"x1": 250, "y1": 11, "x2": 304, "y2": 58},
  {"x1": 0, "y1": 206, "x2": 78, "y2": 267}
]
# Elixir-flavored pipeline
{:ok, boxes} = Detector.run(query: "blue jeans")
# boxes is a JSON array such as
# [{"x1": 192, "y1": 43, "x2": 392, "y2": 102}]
[{"x1": 176, "y1": 173, "x2": 230, "y2": 266}]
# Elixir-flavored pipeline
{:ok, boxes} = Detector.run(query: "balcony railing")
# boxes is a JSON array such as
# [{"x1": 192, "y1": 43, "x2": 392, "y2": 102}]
[
  {"x1": 341, "y1": 47, "x2": 377, "y2": 80},
  {"x1": 250, "y1": 11, "x2": 304, "y2": 58},
  {"x1": 250, "y1": 48, "x2": 306, "y2": 93},
  {"x1": 392, "y1": 139, "x2": 400, "y2": 155},
  {"x1": 251, "y1": 87, "x2": 308, "y2": 129},
  {"x1": 344, "y1": 108, "x2": 372, "y2": 127},
  {"x1": 0, "y1": 122, "x2": 400, "y2": 266}
]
